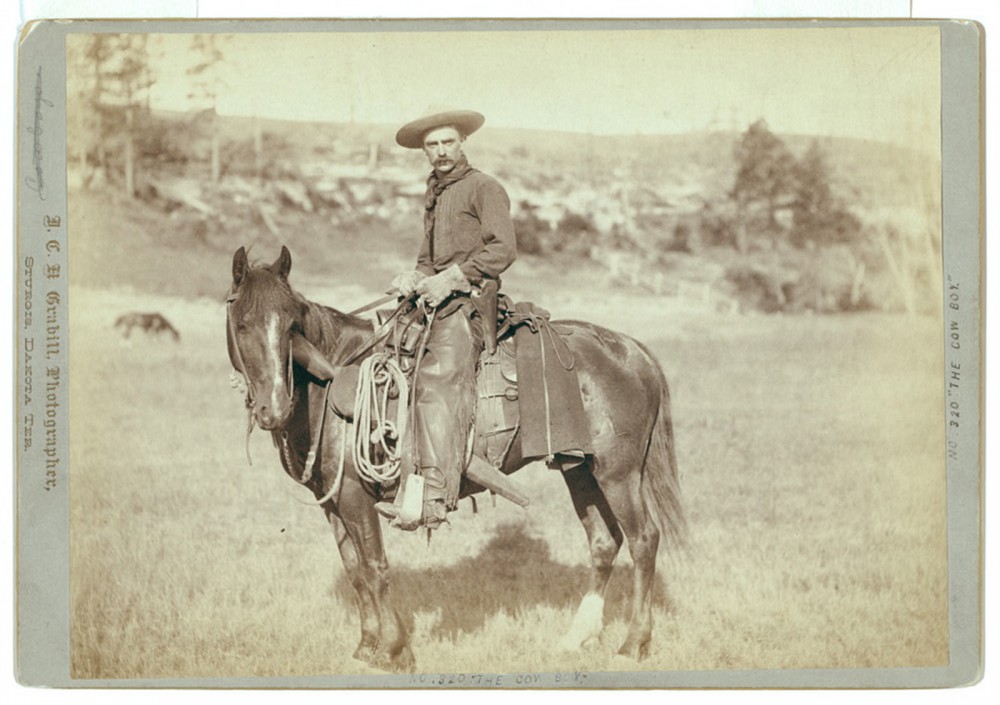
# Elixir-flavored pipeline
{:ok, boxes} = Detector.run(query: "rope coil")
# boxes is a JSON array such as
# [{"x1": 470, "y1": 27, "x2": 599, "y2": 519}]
[{"x1": 351, "y1": 351, "x2": 410, "y2": 485}]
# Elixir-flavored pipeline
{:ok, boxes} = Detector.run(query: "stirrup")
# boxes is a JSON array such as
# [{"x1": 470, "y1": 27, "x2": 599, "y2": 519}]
[
  {"x1": 374, "y1": 501, "x2": 401, "y2": 521},
  {"x1": 377, "y1": 499, "x2": 449, "y2": 532}
]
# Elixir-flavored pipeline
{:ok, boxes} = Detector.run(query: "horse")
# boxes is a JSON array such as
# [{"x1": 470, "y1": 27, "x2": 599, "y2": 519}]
[
  {"x1": 226, "y1": 245, "x2": 685, "y2": 673},
  {"x1": 115, "y1": 311, "x2": 181, "y2": 341}
]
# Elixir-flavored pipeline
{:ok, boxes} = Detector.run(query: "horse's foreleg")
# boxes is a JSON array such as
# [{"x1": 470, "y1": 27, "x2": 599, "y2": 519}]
[
  {"x1": 337, "y1": 493, "x2": 415, "y2": 673},
  {"x1": 559, "y1": 461, "x2": 623, "y2": 652},
  {"x1": 323, "y1": 507, "x2": 380, "y2": 663}
]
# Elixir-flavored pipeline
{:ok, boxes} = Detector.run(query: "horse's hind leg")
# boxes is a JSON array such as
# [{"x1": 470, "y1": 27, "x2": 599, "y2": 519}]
[
  {"x1": 601, "y1": 469, "x2": 660, "y2": 660},
  {"x1": 559, "y1": 460, "x2": 624, "y2": 652}
]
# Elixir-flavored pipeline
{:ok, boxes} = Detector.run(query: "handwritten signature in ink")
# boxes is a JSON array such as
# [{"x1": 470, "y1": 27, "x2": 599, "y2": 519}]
[{"x1": 25, "y1": 66, "x2": 54, "y2": 201}]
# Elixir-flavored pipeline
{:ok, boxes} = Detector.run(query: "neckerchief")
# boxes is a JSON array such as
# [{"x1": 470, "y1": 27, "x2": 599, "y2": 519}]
[{"x1": 424, "y1": 154, "x2": 477, "y2": 262}]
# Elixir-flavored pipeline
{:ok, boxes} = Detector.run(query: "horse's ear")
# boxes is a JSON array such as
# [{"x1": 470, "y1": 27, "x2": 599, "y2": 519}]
[
  {"x1": 271, "y1": 245, "x2": 292, "y2": 281},
  {"x1": 232, "y1": 246, "x2": 248, "y2": 286}
]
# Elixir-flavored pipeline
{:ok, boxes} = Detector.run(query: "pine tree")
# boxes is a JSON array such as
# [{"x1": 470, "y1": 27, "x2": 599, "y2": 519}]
[
  {"x1": 790, "y1": 140, "x2": 859, "y2": 247},
  {"x1": 731, "y1": 120, "x2": 796, "y2": 250}
]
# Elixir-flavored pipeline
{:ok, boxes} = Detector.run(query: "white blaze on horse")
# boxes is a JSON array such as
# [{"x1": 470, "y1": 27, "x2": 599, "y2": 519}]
[{"x1": 226, "y1": 246, "x2": 686, "y2": 672}]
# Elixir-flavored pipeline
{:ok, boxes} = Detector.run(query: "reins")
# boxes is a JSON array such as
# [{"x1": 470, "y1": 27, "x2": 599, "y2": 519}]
[
  {"x1": 332, "y1": 298, "x2": 410, "y2": 368},
  {"x1": 348, "y1": 292, "x2": 400, "y2": 317}
]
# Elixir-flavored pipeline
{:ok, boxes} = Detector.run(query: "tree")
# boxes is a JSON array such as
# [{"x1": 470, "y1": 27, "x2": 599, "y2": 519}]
[
  {"x1": 790, "y1": 140, "x2": 860, "y2": 247},
  {"x1": 105, "y1": 35, "x2": 154, "y2": 197},
  {"x1": 731, "y1": 120, "x2": 796, "y2": 251},
  {"x1": 187, "y1": 35, "x2": 228, "y2": 184},
  {"x1": 67, "y1": 36, "x2": 107, "y2": 182},
  {"x1": 67, "y1": 35, "x2": 154, "y2": 196}
]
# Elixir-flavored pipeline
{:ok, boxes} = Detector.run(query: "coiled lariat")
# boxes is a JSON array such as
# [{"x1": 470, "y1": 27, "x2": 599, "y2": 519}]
[{"x1": 351, "y1": 351, "x2": 410, "y2": 485}]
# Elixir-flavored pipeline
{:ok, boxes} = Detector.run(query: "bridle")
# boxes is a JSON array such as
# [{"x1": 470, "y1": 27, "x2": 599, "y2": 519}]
[{"x1": 226, "y1": 290, "x2": 295, "y2": 465}]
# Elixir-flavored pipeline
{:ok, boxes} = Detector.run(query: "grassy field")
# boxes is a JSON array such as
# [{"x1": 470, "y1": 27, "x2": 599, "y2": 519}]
[{"x1": 68, "y1": 272, "x2": 948, "y2": 679}]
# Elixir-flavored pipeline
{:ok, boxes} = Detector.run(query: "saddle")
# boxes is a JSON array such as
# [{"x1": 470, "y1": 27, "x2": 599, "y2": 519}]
[{"x1": 324, "y1": 295, "x2": 593, "y2": 497}]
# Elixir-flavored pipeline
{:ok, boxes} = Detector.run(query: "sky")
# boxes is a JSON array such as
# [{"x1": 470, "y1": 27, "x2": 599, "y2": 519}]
[{"x1": 134, "y1": 24, "x2": 940, "y2": 148}]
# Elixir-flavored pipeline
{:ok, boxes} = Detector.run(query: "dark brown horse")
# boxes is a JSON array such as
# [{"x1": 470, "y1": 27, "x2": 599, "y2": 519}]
[{"x1": 226, "y1": 246, "x2": 685, "y2": 672}]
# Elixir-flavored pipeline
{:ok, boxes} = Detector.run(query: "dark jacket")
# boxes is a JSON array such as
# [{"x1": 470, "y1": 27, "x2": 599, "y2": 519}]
[{"x1": 416, "y1": 171, "x2": 517, "y2": 287}]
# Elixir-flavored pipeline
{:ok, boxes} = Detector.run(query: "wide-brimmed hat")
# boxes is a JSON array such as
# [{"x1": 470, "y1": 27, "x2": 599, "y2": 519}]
[{"x1": 395, "y1": 109, "x2": 485, "y2": 149}]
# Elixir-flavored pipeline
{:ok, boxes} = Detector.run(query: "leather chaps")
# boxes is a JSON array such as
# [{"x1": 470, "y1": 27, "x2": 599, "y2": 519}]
[{"x1": 411, "y1": 301, "x2": 482, "y2": 508}]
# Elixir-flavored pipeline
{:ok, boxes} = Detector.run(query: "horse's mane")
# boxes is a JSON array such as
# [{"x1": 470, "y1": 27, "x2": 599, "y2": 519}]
[{"x1": 233, "y1": 263, "x2": 373, "y2": 357}]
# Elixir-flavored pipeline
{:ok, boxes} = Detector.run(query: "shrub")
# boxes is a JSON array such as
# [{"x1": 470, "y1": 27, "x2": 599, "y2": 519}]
[
  {"x1": 724, "y1": 263, "x2": 793, "y2": 313},
  {"x1": 553, "y1": 210, "x2": 599, "y2": 256},
  {"x1": 512, "y1": 203, "x2": 552, "y2": 256}
]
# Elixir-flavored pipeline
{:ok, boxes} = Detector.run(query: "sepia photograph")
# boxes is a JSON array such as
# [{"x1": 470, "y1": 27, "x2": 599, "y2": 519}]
[{"x1": 13, "y1": 17, "x2": 982, "y2": 689}]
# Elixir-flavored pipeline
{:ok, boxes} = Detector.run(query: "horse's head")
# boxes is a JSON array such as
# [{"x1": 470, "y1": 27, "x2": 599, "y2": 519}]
[{"x1": 227, "y1": 245, "x2": 305, "y2": 431}]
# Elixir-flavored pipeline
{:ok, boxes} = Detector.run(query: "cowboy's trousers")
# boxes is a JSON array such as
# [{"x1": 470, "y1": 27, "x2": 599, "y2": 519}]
[{"x1": 412, "y1": 303, "x2": 482, "y2": 508}]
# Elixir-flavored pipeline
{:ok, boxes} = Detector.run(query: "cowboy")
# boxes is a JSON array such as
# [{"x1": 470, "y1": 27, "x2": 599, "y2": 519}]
[{"x1": 375, "y1": 109, "x2": 517, "y2": 530}]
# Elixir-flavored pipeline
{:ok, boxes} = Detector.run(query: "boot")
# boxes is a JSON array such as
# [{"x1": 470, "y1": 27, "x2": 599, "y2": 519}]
[{"x1": 374, "y1": 466, "x2": 454, "y2": 531}]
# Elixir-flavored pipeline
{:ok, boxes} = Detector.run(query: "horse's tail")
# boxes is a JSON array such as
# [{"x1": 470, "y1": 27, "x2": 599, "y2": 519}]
[{"x1": 640, "y1": 350, "x2": 687, "y2": 553}]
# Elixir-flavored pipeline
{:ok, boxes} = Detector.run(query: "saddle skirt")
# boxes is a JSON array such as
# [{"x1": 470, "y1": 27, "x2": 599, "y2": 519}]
[{"x1": 500, "y1": 302, "x2": 592, "y2": 470}]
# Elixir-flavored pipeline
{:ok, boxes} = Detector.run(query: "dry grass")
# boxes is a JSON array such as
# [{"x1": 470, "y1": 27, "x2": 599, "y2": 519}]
[{"x1": 68, "y1": 277, "x2": 948, "y2": 680}]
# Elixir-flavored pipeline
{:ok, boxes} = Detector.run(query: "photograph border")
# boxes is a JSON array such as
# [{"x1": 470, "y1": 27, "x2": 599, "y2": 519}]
[{"x1": 14, "y1": 16, "x2": 984, "y2": 689}]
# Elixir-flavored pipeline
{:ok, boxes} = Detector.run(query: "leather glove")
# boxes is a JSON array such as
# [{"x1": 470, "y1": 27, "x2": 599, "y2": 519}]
[
  {"x1": 391, "y1": 270, "x2": 426, "y2": 297},
  {"x1": 415, "y1": 264, "x2": 471, "y2": 308}
]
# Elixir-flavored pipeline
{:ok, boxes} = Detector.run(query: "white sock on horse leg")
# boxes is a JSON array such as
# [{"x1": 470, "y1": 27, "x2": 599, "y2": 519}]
[{"x1": 558, "y1": 592, "x2": 604, "y2": 652}]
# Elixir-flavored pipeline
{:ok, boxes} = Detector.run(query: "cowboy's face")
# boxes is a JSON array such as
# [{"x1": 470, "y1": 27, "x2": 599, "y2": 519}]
[{"x1": 422, "y1": 126, "x2": 464, "y2": 174}]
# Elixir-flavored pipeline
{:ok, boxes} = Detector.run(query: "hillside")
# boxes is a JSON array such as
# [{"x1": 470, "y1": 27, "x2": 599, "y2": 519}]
[{"x1": 69, "y1": 111, "x2": 942, "y2": 314}]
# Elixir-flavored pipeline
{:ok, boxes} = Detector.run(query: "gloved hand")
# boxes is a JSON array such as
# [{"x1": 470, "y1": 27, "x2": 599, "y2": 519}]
[
  {"x1": 416, "y1": 264, "x2": 471, "y2": 308},
  {"x1": 391, "y1": 270, "x2": 426, "y2": 298}
]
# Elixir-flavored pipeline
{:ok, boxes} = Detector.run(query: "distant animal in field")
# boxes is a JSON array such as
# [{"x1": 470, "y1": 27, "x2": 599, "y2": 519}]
[{"x1": 114, "y1": 312, "x2": 180, "y2": 341}]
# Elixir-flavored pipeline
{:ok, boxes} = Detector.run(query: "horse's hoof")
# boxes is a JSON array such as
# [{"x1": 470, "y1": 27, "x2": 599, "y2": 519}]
[
  {"x1": 608, "y1": 653, "x2": 634, "y2": 670},
  {"x1": 367, "y1": 644, "x2": 416, "y2": 674},
  {"x1": 616, "y1": 637, "x2": 650, "y2": 662},
  {"x1": 559, "y1": 593, "x2": 605, "y2": 652},
  {"x1": 352, "y1": 639, "x2": 378, "y2": 663},
  {"x1": 558, "y1": 634, "x2": 600, "y2": 653},
  {"x1": 391, "y1": 645, "x2": 416, "y2": 673}
]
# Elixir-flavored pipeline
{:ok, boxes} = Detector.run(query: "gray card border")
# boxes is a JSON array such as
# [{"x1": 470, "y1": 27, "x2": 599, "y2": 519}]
[{"x1": 13, "y1": 17, "x2": 984, "y2": 689}]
